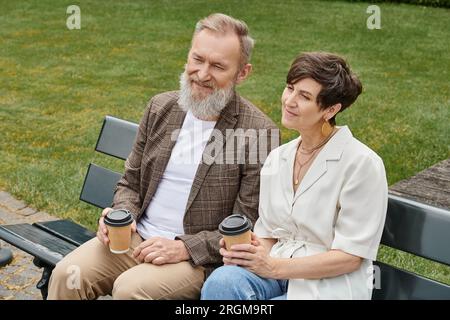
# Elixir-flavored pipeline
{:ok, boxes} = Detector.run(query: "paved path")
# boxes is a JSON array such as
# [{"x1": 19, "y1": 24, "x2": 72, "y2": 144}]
[
  {"x1": 0, "y1": 191, "x2": 112, "y2": 300},
  {"x1": 0, "y1": 191, "x2": 56, "y2": 300}
]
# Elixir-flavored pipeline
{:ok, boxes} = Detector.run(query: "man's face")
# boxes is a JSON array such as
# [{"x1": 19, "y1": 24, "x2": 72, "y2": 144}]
[{"x1": 186, "y1": 29, "x2": 242, "y2": 101}]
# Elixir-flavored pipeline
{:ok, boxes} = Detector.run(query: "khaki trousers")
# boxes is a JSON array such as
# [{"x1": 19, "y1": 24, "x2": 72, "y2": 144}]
[{"x1": 47, "y1": 232, "x2": 205, "y2": 300}]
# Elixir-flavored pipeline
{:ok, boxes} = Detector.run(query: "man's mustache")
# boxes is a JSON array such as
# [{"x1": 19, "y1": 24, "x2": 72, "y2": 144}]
[{"x1": 190, "y1": 77, "x2": 216, "y2": 90}]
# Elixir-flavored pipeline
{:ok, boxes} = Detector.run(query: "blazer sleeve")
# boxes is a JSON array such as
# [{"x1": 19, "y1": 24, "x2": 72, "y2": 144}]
[
  {"x1": 331, "y1": 153, "x2": 388, "y2": 261},
  {"x1": 111, "y1": 98, "x2": 154, "y2": 221}
]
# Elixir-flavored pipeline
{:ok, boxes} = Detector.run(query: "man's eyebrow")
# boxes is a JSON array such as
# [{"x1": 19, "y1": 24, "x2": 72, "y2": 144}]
[
  {"x1": 212, "y1": 61, "x2": 226, "y2": 67},
  {"x1": 191, "y1": 52, "x2": 229, "y2": 67}
]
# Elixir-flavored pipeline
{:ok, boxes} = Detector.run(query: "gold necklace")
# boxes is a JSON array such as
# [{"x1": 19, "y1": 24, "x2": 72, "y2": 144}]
[
  {"x1": 293, "y1": 148, "x2": 319, "y2": 185},
  {"x1": 299, "y1": 129, "x2": 336, "y2": 153},
  {"x1": 294, "y1": 128, "x2": 338, "y2": 186}
]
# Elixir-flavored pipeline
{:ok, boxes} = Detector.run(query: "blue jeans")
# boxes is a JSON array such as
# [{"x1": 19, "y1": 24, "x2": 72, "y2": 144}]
[{"x1": 201, "y1": 265, "x2": 288, "y2": 300}]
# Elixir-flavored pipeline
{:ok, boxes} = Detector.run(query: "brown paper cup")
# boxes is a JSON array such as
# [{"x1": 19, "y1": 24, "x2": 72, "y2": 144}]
[
  {"x1": 219, "y1": 214, "x2": 253, "y2": 251},
  {"x1": 104, "y1": 209, "x2": 134, "y2": 254},
  {"x1": 106, "y1": 224, "x2": 132, "y2": 254},
  {"x1": 223, "y1": 230, "x2": 252, "y2": 250}
]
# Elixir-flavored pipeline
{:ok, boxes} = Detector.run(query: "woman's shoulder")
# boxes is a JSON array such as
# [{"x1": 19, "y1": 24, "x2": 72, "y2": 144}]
[
  {"x1": 343, "y1": 135, "x2": 385, "y2": 170},
  {"x1": 348, "y1": 136, "x2": 381, "y2": 156},
  {"x1": 260, "y1": 138, "x2": 299, "y2": 178},
  {"x1": 265, "y1": 137, "x2": 299, "y2": 161}
]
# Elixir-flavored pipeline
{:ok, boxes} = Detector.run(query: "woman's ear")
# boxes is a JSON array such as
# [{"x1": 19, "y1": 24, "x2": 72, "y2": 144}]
[
  {"x1": 326, "y1": 103, "x2": 342, "y2": 120},
  {"x1": 236, "y1": 64, "x2": 252, "y2": 84}
]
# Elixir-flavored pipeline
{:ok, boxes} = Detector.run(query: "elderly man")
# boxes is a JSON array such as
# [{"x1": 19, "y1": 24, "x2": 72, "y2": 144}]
[{"x1": 48, "y1": 13, "x2": 279, "y2": 300}]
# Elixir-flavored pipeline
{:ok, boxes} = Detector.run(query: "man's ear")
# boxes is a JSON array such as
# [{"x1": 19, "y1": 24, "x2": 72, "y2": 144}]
[
  {"x1": 235, "y1": 64, "x2": 252, "y2": 84},
  {"x1": 326, "y1": 103, "x2": 342, "y2": 119}
]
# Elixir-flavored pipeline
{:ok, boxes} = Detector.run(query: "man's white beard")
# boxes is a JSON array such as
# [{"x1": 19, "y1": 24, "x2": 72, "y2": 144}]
[{"x1": 178, "y1": 71, "x2": 235, "y2": 120}]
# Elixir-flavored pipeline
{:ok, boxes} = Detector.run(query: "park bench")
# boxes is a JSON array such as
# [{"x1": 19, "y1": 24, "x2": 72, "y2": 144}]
[{"x1": 1, "y1": 115, "x2": 450, "y2": 300}]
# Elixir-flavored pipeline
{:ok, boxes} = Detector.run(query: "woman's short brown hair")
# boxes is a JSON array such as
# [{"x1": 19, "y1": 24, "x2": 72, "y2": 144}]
[{"x1": 287, "y1": 52, "x2": 362, "y2": 125}]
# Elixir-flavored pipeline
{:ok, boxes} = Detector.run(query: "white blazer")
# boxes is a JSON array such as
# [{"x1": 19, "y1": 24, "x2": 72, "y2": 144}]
[{"x1": 254, "y1": 126, "x2": 388, "y2": 300}]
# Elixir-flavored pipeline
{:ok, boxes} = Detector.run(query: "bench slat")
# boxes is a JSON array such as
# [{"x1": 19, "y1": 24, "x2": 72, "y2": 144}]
[
  {"x1": 372, "y1": 261, "x2": 450, "y2": 300},
  {"x1": 0, "y1": 224, "x2": 77, "y2": 267},
  {"x1": 34, "y1": 219, "x2": 95, "y2": 247},
  {"x1": 95, "y1": 116, "x2": 138, "y2": 160},
  {"x1": 79, "y1": 163, "x2": 123, "y2": 209},
  {"x1": 381, "y1": 195, "x2": 450, "y2": 266}
]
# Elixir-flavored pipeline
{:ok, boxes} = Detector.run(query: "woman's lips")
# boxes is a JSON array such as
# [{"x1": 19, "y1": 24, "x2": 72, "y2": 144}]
[{"x1": 284, "y1": 108, "x2": 298, "y2": 117}]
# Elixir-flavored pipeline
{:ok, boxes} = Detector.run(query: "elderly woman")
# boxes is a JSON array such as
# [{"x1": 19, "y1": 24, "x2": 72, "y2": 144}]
[{"x1": 201, "y1": 52, "x2": 388, "y2": 300}]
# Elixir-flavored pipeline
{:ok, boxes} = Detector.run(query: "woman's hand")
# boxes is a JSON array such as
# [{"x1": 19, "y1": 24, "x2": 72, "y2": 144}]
[
  {"x1": 220, "y1": 233, "x2": 278, "y2": 279},
  {"x1": 219, "y1": 238, "x2": 234, "y2": 266},
  {"x1": 218, "y1": 235, "x2": 261, "y2": 266}
]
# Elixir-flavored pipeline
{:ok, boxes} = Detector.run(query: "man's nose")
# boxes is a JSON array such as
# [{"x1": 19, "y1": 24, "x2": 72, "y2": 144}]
[{"x1": 197, "y1": 64, "x2": 211, "y2": 82}]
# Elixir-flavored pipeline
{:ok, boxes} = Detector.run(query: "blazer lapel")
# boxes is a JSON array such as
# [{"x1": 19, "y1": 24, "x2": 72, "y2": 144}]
[
  {"x1": 293, "y1": 126, "x2": 352, "y2": 203},
  {"x1": 184, "y1": 93, "x2": 239, "y2": 213},
  {"x1": 140, "y1": 104, "x2": 187, "y2": 214},
  {"x1": 280, "y1": 137, "x2": 300, "y2": 203}
]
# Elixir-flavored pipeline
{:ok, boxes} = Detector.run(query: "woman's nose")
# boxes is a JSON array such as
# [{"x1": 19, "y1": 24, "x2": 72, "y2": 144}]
[{"x1": 284, "y1": 91, "x2": 296, "y2": 107}]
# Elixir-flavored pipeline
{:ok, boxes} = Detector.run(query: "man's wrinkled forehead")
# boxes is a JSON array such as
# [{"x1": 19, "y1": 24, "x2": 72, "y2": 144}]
[{"x1": 189, "y1": 29, "x2": 241, "y2": 66}]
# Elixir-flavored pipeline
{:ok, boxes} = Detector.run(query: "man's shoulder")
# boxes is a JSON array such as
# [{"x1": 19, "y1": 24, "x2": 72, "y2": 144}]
[
  {"x1": 237, "y1": 95, "x2": 279, "y2": 130},
  {"x1": 147, "y1": 90, "x2": 180, "y2": 113}
]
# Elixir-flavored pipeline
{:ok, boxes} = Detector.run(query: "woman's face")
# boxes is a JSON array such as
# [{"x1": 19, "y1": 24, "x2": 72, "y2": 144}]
[{"x1": 281, "y1": 78, "x2": 326, "y2": 132}]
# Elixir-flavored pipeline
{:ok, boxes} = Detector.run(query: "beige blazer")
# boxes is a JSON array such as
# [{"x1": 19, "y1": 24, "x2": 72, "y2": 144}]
[{"x1": 254, "y1": 126, "x2": 388, "y2": 299}]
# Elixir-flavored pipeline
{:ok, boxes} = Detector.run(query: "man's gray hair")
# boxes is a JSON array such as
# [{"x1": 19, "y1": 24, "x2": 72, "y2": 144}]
[{"x1": 194, "y1": 13, "x2": 255, "y2": 68}]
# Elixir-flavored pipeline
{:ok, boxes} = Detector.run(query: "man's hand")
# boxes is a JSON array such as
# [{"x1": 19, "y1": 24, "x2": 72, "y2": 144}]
[
  {"x1": 96, "y1": 207, "x2": 137, "y2": 246},
  {"x1": 133, "y1": 237, "x2": 190, "y2": 265}
]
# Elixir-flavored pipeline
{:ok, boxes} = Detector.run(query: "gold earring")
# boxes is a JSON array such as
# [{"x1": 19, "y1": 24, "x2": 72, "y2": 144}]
[{"x1": 321, "y1": 120, "x2": 333, "y2": 136}]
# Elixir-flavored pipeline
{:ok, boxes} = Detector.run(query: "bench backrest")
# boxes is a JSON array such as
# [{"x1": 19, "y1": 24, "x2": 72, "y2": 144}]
[
  {"x1": 79, "y1": 116, "x2": 138, "y2": 209},
  {"x1": 80, "y1": 116, "x2": 450, "y2": 300},
  {"x1": 373, "y1": 196, "x2": 450, "y2": 299}
]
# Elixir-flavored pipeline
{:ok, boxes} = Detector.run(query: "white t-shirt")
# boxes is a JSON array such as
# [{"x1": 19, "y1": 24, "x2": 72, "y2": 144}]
[{"x1": 137, "y1": 110, "x2": 217, "y2": 240}]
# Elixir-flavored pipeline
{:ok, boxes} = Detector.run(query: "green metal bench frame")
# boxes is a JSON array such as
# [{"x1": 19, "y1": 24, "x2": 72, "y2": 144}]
[{"x1": 0, "y1": 115, "x2": 449, "y2": 299}]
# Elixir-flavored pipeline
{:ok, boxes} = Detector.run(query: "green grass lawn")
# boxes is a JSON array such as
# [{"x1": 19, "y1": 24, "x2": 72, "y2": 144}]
[{"x1": 1, "y1": 0, "x2": 449, "y2": 285}]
